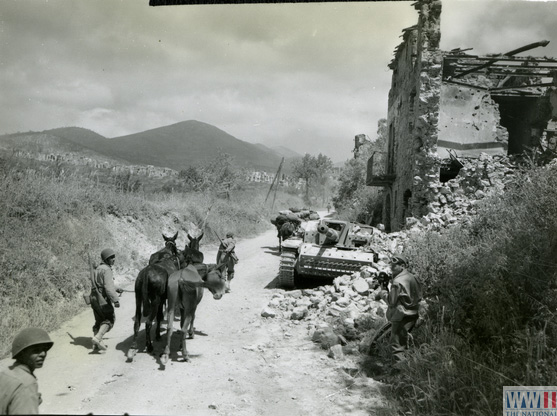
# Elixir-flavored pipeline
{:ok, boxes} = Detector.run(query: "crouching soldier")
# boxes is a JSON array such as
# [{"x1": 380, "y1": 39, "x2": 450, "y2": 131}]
[
  {"x1": 375, "y1": 255, "x2": 423, "y2": 364},
  {"x1": 89, "y1": 248, "x2": 123, "y2": 352},
  {"x1": 0, "y1": 328, "x2": 54, "y2": 414}
]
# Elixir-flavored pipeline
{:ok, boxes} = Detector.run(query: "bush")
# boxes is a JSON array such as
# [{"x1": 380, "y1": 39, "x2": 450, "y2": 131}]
[
  {"x1": 392, "y1": 162, "x2": 557, "y2": 415},
  {"x1": 0, "y1": 155, "x2": 304, "y2": 357}
]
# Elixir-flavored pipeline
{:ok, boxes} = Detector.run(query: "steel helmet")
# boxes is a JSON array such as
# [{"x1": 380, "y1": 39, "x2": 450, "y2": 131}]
[
  {"x1": 390, "y1": 255, "x2": 408, "y2": 266},
  {"x1": 226, "y1": 232, "x2": 234, "y2": 238},
  {"x1": 12, "y1": 328, "x2": 54, "y2": 359},
  {"x1": 101, "y1": 248, "x2": 116, "y2": 262}
]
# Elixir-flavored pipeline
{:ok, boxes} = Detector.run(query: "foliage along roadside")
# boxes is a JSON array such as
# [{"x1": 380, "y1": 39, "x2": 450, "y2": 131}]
[
  {"x1": 377, "y1": 162, "x2": 557, "y2": 415},
  {"x1": 332, "y1": 119, "x2": 386, "y2": 225},
  {"x1": 0, "y1": 155, "x2": 305, "y2": 358}
]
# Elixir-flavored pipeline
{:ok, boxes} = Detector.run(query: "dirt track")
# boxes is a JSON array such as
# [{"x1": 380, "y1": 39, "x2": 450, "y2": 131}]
[{"x1": 1, "y1": 225, "x2": 389, "y2": 415}]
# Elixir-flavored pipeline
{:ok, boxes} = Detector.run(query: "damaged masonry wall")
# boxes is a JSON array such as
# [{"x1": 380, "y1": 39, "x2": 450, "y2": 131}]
[
  {"x1": 376, "y1": 0, "x2": 557, "y2": 231},
  {"x1": 383, "y1": 0, "x2": 443, "y2": 231}
]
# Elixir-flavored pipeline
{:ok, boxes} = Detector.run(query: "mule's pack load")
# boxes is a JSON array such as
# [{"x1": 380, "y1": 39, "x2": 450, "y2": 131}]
[{"x1": 278, "y1": 219, "x2": 379, "y2": 288}]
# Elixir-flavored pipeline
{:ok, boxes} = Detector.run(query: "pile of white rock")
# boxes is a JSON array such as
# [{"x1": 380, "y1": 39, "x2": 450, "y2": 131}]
[
  {"x1": 261, "y1": 263, "x2": 395, "y2": 359},
  {"x1": 409, "y1": 153, "x2": 518, "y2": 231}
]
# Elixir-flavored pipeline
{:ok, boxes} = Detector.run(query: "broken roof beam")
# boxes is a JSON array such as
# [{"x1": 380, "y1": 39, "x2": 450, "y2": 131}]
[
  {"x1": 448, "y1": 58, "x2": 557, "y2": 67},
  {"x1": 449, "y1": 66, "x2": 556, "y2": 76},
  {"x1": 450, "y1": 40, "x2": 550, "y2": 79},
  {"x1": 484, "y1": 71, "x2": 554, "y2": 77},
  {"x1": 445, "y1": 58, "x2": 557, "y2": 68},
  {"x1": 489, "y1": 82, "x2": 556, "y2": 92}
]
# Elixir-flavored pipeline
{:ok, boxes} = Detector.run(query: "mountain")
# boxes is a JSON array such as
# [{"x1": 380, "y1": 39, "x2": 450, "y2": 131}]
[
  {"x1": 0, "y1": 121, "x2": 301, "y2": 173},
  {"x1": 270, "y1": 146, "x2": 303, "y2": 159},
  {"x1": 101, "y1": 120, "x2": 287, "y2": 172}
]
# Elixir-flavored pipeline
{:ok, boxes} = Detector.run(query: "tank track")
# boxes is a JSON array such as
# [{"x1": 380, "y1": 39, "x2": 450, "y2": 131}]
[{"x1": 278, "y1": 251, "x2": 297, "y2": 289}]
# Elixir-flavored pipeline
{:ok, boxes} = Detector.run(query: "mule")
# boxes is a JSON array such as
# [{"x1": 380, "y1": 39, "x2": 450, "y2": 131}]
[
  {"x1": 278, "y1": 221, "x2": 296, "y2": 251},
  {"x1": 149, "y1": 232, "x2": 179, "y2": 265},
  {"x1": 127, "y1": 251, "x2": 187, "y2": 360},
  {"x1": 160, "y1": 263, "x2": 227, "y2": 364},
  {"x1": 184, "y1": 231, "x2": 204, "y2": 264}
]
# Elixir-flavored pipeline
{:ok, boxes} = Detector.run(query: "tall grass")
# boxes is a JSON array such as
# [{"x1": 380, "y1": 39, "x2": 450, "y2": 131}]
[
  {"x1": 0, "y1": 156, "x2": 303, "y2": 357},
  {"x1": 388, "y1": 162, "x2": 557, "y2": 414}
]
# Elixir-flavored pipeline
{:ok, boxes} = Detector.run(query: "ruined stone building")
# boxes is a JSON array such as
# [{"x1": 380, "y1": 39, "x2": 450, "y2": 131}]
[{"x1": 367, "y1": 0, "x2": 557, "y2": 232}]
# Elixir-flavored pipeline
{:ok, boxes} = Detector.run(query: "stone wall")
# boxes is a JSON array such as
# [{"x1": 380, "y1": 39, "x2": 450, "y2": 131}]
[
  {"x1": 409, "y1": 152, "x2": 518, "y2": 230},
  {"x1": 378, "y1": 0, "x2": 556, "y2": 231},
  {"x1": 384, "y1": 0, "x2": 443, "y2": 231},
  {"x1": 437, "y1": 83, "x2": 508, "y2": 157}
]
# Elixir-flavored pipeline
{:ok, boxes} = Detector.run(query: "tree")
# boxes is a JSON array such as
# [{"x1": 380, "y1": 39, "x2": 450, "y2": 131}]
[
  {"x1": 204, "y1": 151, "x2": 243, "y2": 198},
  {"x1": 292, "y1": 153, "x2": 334, "y2": 206},
  {"x1": 314, "y1": 153, "x2": 334, "y2": 205},
  {"x1": 332, "y1": 118, "x2": 387, "y2": 224},
  {"x1": 178, "y1": 166, "x2": 205, "y2": 191},
  {"x1": 292, "y1": 154, "x2": 317, "y2": 204}
]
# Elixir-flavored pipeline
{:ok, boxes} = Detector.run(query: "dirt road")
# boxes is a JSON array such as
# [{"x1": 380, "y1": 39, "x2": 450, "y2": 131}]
[{"x1": 2, "y1": 226, "x2": 389, "y2": 415}]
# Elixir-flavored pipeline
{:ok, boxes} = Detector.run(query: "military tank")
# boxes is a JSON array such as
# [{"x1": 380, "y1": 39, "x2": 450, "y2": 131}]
[{"x1": 278, "y1": 219, "x2": 379, "y2": 289}]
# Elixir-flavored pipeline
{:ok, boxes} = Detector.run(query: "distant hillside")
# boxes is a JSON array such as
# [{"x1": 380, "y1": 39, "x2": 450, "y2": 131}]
[
  {"x1": 0, "y1": 129, "x2": 130, "y2": 166},
  {"x1": 0, "y1": 121, "x2": 301, "y2": 174},
  {"x1": 270, "y1": 145, "x2": 303, "y2": 159},
  {"x1": 101, "y1": 120, "x2": 287, "y2": 172}
]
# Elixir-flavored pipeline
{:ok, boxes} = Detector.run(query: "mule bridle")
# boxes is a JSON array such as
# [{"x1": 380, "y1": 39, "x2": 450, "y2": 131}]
[{"x1": 164, "y1": 241, "x2": 182, "y2": 270}]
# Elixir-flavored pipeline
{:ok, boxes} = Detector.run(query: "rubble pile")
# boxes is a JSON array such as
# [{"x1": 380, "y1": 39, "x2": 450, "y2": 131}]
[
  {"x1": 260, "y1": 153, "x2": 525, "y2": 359},
  {"x1": 262, "y1": 273, "x2": 389, "y2": 357},
  {"x1": 410, "y1": 152, "x2": 518, "y2": 230},
  {"x1": 260, "y1": 221, "x2": 418, "y2": 357}
]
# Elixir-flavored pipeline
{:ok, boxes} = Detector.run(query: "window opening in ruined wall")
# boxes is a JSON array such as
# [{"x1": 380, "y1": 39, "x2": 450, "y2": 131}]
[
  {"x1": 384, "y1": 192, "x2": 392, "y2": 233},
  {"x1": 493, "y1": 95, "x2": 551, "y2": 155},
  {"x1": 394, "y1": 189, "x2": 398, "y2": 230},
  {"x1": 402, "y1": 189, "x2": 412, "y2": 223},
  {"x1": 387, "y1": 123, "x2": 395, "y2": 174},
  {"x1": 409, "y1": 90, "x2": 416, "y2": 130},
  {"x1": 440, "y1": 162, "x2": 462, "y2": 182}
]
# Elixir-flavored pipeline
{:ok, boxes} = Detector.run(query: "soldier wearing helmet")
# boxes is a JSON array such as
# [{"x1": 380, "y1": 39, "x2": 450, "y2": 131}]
[
  {"x1": 216, "y1": 232, "x2": 237, "y2": 293},
  {"x1": 375, "y1": 255, "x2": 423, "y2": 364},
  {"x1": 0, "y1": 327, "x2": 53, "y2": 414},
  {"x1": 89, "y1": 248, "x2": 123, "y2": 352}
]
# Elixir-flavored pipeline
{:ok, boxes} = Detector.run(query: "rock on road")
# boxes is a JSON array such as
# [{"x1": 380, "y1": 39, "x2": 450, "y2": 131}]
[{"x1": 1, "y1": 226, "x2": 388, "y2": 415}]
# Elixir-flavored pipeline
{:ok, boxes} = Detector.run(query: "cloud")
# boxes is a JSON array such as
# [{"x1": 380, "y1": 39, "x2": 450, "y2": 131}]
[
  {"x1": 2, "y1": 0, "x2": 555, "y2": 162},
  {"x1": 441, "y1": 1, "x2": 557, "y2": 57}
]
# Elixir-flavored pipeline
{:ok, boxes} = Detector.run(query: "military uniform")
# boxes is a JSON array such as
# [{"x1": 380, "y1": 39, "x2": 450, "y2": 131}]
[
  {"x1": 90, "y1": 249, "x2": 121, "y2": 351},
  {"x1": 90, "y1": 263, "x2": 120, "y2": 333},
  {"x1": 0, "y1": 364, "x2": 41, "y2": 415},
  {"x1": 1, "y1": 328, "x2": 53, "y2": 415},
  {"x1": 380, "y1": 268, "x2": 422, "y2": 362},
  {"x1": 376, "y1": 256, "x2": 423, "y2": 363},
  {"x1": 217, "y1": 234, "x2": 237, "y2": 289}
]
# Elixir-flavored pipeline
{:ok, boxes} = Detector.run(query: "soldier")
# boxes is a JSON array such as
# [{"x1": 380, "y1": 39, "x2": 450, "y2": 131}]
[
  {"x1": 216, "y1": 232, "x2": 237, "y2": 293},
  {"x1": 89, "y1": 248, "x2": 123, "y2": 352},
  {"x1": 375, "y1": 255, "x2": 423, "y2": 364},
  {"x1": 0, "y1": 328, "x2": 53, "y2": 414}
]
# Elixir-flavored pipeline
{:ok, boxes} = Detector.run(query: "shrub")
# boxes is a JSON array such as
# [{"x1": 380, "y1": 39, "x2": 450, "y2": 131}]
[
  {"x1": 392, "y1": 162, "x2": 557, "y2": 414},
  {"x1": 0, "y1": 155, "x2": 304, "y2": 357}
]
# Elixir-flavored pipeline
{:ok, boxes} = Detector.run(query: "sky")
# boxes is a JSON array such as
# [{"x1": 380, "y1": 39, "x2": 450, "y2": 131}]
[{"x1": 1, "y1": 0, "x2": 557, "y2": 163}]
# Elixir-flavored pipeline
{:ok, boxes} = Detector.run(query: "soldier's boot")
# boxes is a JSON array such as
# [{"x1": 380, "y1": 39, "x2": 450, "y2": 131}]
[
  {"x1": 92, "y1": 324, "x2": 110, "y2": 351},
  {"x1": 92, "y1": 326, "x2": 99, "y2": 351}
]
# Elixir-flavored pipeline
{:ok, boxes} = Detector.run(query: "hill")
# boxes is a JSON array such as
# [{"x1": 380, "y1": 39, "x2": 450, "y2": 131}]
[
  {"x1": 101, "y1": 120, "x2": 290, "y2": 172},
  {"x1": 0, "y1": 121, "x2": 300, "y2": 174}
]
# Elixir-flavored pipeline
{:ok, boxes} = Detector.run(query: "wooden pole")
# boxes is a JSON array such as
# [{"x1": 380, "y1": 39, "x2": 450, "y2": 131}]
[
  {"x1": 265, "y1": 157, "x2": 284, "y2": 204},
  {"x1": 270, "y1": 161, "x2": 283, "y2": 213}
]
